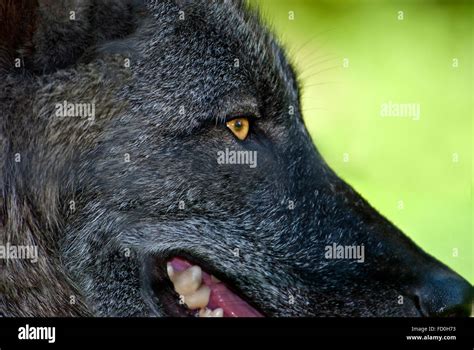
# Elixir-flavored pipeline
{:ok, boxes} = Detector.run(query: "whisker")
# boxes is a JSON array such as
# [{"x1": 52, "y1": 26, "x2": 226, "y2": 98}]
[
  {"x1": 302, "y1": 81, "x2": 341, "y2": 89},
  {"x1": 298, "y1": 65, "x2": 341, "y2": 84},
  {"x1": 289, "y1": 28, "x2": 337, "y2": 57},
  {"x1": 298, "y1": 53, "x2": 338, "y2": 69}
]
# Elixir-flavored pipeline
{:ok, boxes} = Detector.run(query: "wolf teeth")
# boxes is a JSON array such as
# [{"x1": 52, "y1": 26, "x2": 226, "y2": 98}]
[
  {"x1": 199, "y1": 308, "x2": 212, "y2": 317},
  {"x1": 199, "y1": 307, "x2": 224, "y2": 317},
  {"x1": 210, "y1": 275, "x2": 221, "y2": 283},
  {"x1": 166, "y1": 263, "x2": 175, "y2": 279},
  {"x1": 182, "y1": 285, "x2": 211, "y2": 309},
  {"x1": 168, "y1": 265, "x2": 202, "y2": 296},
  {"x1": 167, "y1": 263, "x2": 222, "y2": 316},
  {"x1": 210, "y1": 308, "x2": 223, "y2": 317}
]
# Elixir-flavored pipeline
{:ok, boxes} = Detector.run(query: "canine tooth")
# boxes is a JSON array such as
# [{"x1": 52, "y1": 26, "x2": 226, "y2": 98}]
[
  {"x1": 166, "y1": 263, "x2": 174, "y2": 279},
  {"x1": 173, "y1": 266, "x2": 202, "y2": 295},
  {"x1": 183, "y1": 285, "x2": 211, "y2": 310},
  {"x1": 210, "y1": 308, "x2": 224, "y2": 317}
]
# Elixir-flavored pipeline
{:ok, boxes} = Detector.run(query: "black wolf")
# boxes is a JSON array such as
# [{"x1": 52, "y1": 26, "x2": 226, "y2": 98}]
[{"x1": 0, "y1": 0, "x2": 472, "y2": 317}]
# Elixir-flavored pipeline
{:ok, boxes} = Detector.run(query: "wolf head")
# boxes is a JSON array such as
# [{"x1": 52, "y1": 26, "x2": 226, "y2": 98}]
[{"x1": 0, "y1": 0, "x2": 471, "y2": 317}]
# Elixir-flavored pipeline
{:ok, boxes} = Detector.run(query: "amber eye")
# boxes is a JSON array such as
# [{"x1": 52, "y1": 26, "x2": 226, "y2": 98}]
[{"x1": 226, "y1": 117, "x2": 250, "y2": 141}]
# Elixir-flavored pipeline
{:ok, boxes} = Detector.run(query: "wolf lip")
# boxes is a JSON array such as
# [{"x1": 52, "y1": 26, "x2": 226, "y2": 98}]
[{"x1": 166, "y1": 257, "x2": 263, "y2": 317}]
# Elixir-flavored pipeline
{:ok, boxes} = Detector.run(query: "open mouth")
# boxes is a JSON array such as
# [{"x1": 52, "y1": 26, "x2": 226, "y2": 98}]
[{"x1": 147, "y1": 256, "x2": 264, "y2": 317}]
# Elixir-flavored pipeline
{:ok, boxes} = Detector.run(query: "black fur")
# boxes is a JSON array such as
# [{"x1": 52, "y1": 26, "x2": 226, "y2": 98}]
[{"x1": 0, "y1": 0, "x2": 472, "y2": 317}]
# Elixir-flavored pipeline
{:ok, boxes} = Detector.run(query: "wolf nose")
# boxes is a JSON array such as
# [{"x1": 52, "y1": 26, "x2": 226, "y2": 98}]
[{"x1": 416, "y1": 269, "x2": 473, "y2": 317}]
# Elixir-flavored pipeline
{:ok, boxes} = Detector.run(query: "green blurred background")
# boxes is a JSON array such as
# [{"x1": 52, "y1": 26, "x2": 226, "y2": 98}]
[{"x1": 254, "y1": 0, "x2": 472, "y2": 283}]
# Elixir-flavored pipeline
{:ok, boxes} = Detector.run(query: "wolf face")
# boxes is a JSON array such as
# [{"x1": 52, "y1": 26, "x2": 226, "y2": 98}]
[{"x1": 0, "y1": 0, "x2": 472, "y2": 317}]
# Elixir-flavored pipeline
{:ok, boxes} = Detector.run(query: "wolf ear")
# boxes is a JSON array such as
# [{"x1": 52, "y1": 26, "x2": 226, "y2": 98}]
[{"x1": 0, "y1": 0, "x2": 143, "y2": 74}]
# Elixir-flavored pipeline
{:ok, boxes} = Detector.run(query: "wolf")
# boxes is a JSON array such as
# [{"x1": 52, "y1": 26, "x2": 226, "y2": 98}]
[{"x1": 0, "y1": 0, "x2": 472, "y2": 317}]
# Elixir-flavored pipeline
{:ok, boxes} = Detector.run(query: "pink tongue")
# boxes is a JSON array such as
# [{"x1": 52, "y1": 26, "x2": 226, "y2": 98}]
[
  {"x1": 169, "y1": 258, "x2": 263, "y2": 317},
  {"x1": 206, "y1": 283, "x2": 263, "y2": 317}
]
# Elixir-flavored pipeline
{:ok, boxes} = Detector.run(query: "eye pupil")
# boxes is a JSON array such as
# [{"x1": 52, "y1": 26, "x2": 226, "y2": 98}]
[{"x1": 226, "y1": 117, "x2": 250, "y2": 141}]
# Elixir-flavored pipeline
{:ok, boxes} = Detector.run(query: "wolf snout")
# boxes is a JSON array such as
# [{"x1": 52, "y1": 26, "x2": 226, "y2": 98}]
[{"x1": 413, "y1": 268, "x2": 473, "y2": 317}]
